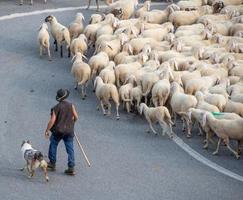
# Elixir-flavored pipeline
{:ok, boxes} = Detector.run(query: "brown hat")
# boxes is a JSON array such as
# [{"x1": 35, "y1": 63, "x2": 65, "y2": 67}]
[{"x1": 56, "y1": 89, "x2": 70, "y2": 101}]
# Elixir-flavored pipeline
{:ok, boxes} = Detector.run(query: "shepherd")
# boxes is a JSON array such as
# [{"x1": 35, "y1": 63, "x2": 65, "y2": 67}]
[{"x1": 44, "y1": 89, "x2": 78, "y2": 175}]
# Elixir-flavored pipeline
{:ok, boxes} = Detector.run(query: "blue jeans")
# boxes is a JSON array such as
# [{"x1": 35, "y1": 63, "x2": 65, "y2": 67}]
[{"x1": 48, "y1": 134, "x2": 75, "y2": 168}]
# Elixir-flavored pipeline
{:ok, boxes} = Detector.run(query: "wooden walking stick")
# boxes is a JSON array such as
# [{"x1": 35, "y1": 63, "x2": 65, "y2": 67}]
[{"x1": 74, "y1": 132, "x2": 91, "y2": 167}]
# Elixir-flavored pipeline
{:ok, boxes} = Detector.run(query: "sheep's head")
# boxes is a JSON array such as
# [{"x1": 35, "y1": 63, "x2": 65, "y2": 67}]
[
  {"x1": 39, "y1": 23, "x2": 48, "y2": 31},
  {"x1": 76, "y1": 12, "x2": 85, "y2": 22},
  {"x1": 212, "y1": 0, "x2": 224, "y2": 13},
  {"x1": 45, "y1": 15, "x2": 55, "y2": 23}
]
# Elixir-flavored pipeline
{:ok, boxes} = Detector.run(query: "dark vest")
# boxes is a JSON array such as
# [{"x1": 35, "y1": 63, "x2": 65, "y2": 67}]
[{"x1": 50, "y1": 101, "x2": 75, "y2": 137}]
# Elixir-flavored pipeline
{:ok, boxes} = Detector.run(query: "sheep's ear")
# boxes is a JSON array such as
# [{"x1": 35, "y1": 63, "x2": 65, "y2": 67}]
[
  {"x1": 107, "y1": 44, "x2": 113, "y2": 50},
  {"x1": 71, "y1": 55, "x2": 77, "y2": 62}
]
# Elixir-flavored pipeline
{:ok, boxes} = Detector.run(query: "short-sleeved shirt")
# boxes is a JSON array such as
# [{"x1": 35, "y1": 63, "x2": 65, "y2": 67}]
[{"x1": 50, "y1": 101, "x2": 75, "y2": 137}]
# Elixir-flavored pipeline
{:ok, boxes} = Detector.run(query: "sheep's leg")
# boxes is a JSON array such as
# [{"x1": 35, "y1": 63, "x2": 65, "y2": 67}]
[
  {"x1": 181, "y1": 118, "x2": 186, "y2": 132},
  {"x1": 39, "y1": 46, "x2": 43, "y2": 57},
  {"x1": 203, "y1": 131, "x2": 210, "y2": 149},
  {"x1": 68, "y1": 47, "x2": 71, "y2": 58},
  {"x1": 60, "y1": 45, "x2": 63, "y2": 58},
  {"x1": 159, "y1": 120, "x2": 167, "y2": 136},
  {"x1": 225, "y1": 138, "x2": 240, "y2": 159},
  {"x1": 47, "y1": 49, "x2": 51, "y2": 61},
  {"x1": 100, "y1": 101, "x2": 106, "y2": 115},
  {"x1": 106, "y1": 101, "x2": 112, "y2": 116},
  {"x1": 186, "y1": 119, "x2": 192, "y2": 138},
  {"x1": 81, "y1": 85, "x2": 85, "y2": 100},
  {"x1": 54, "y1": 40, "x2": 58, "y2": 51},
  {"x1": 237, "y1": 141, "x2": 241, "y2": 155},
  {"x1": 84, "y1": 83, "x2": 88, "y2": 97},
  {"x1": 172, "y1": 112, "x2": 177, "y2": 126},
  {"x1": 213, "y1": 138, "x2": 221, "y2": 155},
  {"x1": 146, "y1": 118, "x2": 157, "y2": 135},
  {"x1": 96, "y1": 0, "x2": 99, "y2": 11},
  {"x1": 74, "y1": 82, "x2": 78, "y2": 90},
  {"x1": 125, "y1": 102, "x2": 130, "y2": 113}
]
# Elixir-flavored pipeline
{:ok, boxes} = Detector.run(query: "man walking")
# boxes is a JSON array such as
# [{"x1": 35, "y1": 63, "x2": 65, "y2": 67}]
[{"x1": 45, "y1": 89, "x2": 78, "y2": 175}]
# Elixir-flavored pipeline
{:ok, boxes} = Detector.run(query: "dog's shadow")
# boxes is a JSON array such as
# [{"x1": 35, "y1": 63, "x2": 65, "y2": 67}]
[{"x1": 0, "y1": 165, "x2": 50, "y2": 184}]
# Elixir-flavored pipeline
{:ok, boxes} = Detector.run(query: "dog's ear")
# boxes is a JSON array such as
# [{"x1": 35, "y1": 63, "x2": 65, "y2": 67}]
[
  {"x1": 27, "y1": 140, "x2": 31, "y2": 144},
  {"x1": 21, "y1": 140, "x2": 26, "y2": 147}
]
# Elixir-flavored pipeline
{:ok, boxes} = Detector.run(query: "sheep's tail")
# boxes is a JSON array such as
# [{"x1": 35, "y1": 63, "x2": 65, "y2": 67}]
[
  {"x1": 121, "y1": 93, "x2": 132, "y2": 102},
  {"x1": 110, "y1": 85, "x2": 120, "y2": 105}
]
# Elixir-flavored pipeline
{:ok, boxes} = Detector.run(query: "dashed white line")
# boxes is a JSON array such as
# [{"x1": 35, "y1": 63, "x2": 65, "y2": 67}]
[{"x1": 0, "y1": 3, "x2": 243, "y2": 183}]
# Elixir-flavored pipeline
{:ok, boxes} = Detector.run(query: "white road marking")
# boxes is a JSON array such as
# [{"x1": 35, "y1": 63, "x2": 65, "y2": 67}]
[
  {"x1": 0, "y1": 3, "x2": 243, "y2": 183},
  {"x1": 173, "y1": 134, "x2": 243, "y2": 182},
  {"x1": 0, "y1": 2, "x2": 167, "y2": 21}
]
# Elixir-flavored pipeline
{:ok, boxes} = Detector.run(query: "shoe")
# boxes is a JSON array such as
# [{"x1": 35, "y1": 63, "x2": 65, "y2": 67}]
[
  {"x1": 64, "y1": 167, "x2": 75, "y2": 176},
  {"x1": 47, "y1": 162, "x2": 56, "y2": 171}
]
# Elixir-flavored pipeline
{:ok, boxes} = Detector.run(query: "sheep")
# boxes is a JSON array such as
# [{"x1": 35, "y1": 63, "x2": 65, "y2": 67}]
[
  {"x1": 224, "y1": 100, "x2": 243, "y2": 117},
  {"x1": 135, "y1": 1, "x2": 151, "y2": 18},
  {"x1": 169, "y1": 5, "x2": 213, "y2": 27},
  {"x1": 115, "y1": 62, "x2": 142, "y2": 87},
  {"x1": 70, "y1": 34, "x2": 88, "y2": 57},
  {"x1": 151, "y1": 66, "x2": 173, "y2": 107},
  {"x1": 88, "y1": 51, "x2": 109, "y2": 79},
  {"x1": 99, "y1": 61, "x2": 116, "y2": 85},
  {"x1": 37, "y1": 23, "x2": 51, "y2": 61},
  {"x1": 105, "y1": 0, "x2": 139, "y2": 20},
  {"x1": 71, "y1": 53, "x2": 91, "y2": 100},
  {"x1": 185, "y1": 75, "x2": 220, "y2": 95},
  {"x1": 45, "y1": 15, "x2": 71, "y2": 58},
  {"x1": 94, "y1": 76, "x2": 120, "y2": 119},
  {"x1": 195, "y1": 91, "x2": 220, "y2": 112},
  {"x1": 139, "y1": 103, "x2": 174, "y2": 137},
  {"x1": 170, "y1": 82, "x2": 198, "y2": 137},
  {"x1": 114, "y1": 43, "x2": 133, "y2": 65},
  {"x1": 229, "y1": 23, "x2": 243, "y2": 36},
  {"x1": 201, "y1": 111, "x2": 243, "y2": 159},
  {"x1": 95, "y1": 17, "x2": 118, "y2": 39},
  {"x1": 208, "y1": 78, "x2": 229, "y2": 99},
  {"x1": 141, "y1": 24, "x2": 174, "y2": 42},
  {"x1": 177, "y1": 0, "x2": 207, "y2": 10},
  {"x1": 69, "y1": 13, "x2": 85, "y2": 40},
  {"x1": 119, "y1": 75, "x2": 136, "y2": 113},
  {"x1": 203, "y1": 91, "x2": 227, "y2": 111},
  {"x1": 130, "y1": 85, "x2": 142, "y2": 112},
  {"x1": 95, "y1": 33, "x2": 129, "y2": 60},
  {"x1": 89, "y1": 14, "x2": 103, "y2": 24}
]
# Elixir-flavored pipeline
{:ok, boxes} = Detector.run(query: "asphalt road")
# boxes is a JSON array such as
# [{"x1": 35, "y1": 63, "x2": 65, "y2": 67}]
[{"x1": 0, "y1": 1, "x2": 243, "y2": 200}]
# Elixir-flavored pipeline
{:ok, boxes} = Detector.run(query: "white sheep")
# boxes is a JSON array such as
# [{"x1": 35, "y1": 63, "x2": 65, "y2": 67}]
[
  {"x1": 71, "y1": 53, "x2": 91, "y2": 100},
  {"x1": 203, "y1": 91, "x2": 227, "y2": 111},
  {"x1": 201, "y1": 111, "x2": 243, "y2": 159},
  {"x1": 45, "y1": 15, "x2": 71, "y2": 58},
  {"x1": 99, "y1": 61, "x2": 116, "y2": 85},
  {"x1": 119, "y1": 75, "x2": 136, "y2": 113},
  {"x1": 70, "y1": 34, "x2": 88, "y2": 57},
  {"x1": 130, "y1": 85, "x2": 142, "y2": 112},
  {"x1": 195, "y1": 91, "x2": 220, "y2": 112},
  {"x1": 88, "y1": 51, "x2": 109, "y2": 79},
  {"x1": 139, "y1": 103, "x2": 174, "y2": 137},
  {"x1": 170, "y1": 82, "x2": 197, "y2": 137},
  {"x1": 89, "y1": 14, "x2": 103, "y2": 24},
  {"x1": 37, "y1": 23, "x2": 51, "y2": 61},
  {"x1": 135, "y1": 1, "x2": 151, "y2": 18},
  {"x1": 224, "y1": 100, "x2": 243, "y2": 117},
  {"x1": 94, "y1": 76, "x2": 120, "y2": 119},
  {"x1": 69, "y1": 13, "x2": 85, "y2": 40}
]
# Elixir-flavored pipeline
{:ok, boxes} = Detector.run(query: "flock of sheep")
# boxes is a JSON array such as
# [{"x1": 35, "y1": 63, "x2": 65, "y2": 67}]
[{"x1": 37, "y1": 0, "x2": 243, "y2": 160}]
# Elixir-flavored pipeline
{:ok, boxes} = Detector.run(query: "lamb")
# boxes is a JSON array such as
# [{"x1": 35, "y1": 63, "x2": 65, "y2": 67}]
[
  {"x1": 151, "y1": 79, "x2": 170, "y2": 107},
  {"x1": 170, "y1": 82, "x2": 198, "y2": 137},
  {"x1": 70, "y1": 34, "x2": 88, "y2": 57},
  {"x1": 201, "y1": 111, "x2": 243, "y2": 159},
  {"x1": 139, "y1": 103, "x2": 174, "y2": 137},
  {"x1": 119, "y1": 75, "x2": 136, "y2": 113},
  {"x1": 71, "y1": 53, "x2": 91, "y2": 100},
  {"x1": 208, "y1": 78, "x2": 229, "y2": 99},
  {"x1": 88, "y1": 51, "x2": 109, "y2": 79},
  {"x1": 45, "y1": 15, "x2": 71, "y2": 58},
  {"x1": 94, "y1": 76, "x2": 120, "y2": 119},
  {"x1": 99, "y1": 61, "x2": 116, "y2": 85},
  {"x1": 37, "y1": 23, "x2": 51, "y2": 61},
  {"x1": 69, "y1": 13, "x2": 85, "y2": 40},
  {"x1": 89, "y1": 14, "x2": 103, "y2": 24}
]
